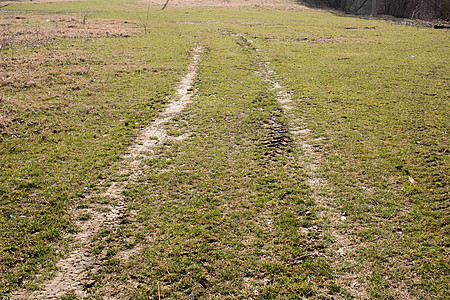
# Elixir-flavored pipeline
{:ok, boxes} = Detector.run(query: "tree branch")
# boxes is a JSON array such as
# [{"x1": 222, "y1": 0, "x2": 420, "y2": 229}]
[{"x1": 162, "y1": 0, "x2": 170, "y2": 10}]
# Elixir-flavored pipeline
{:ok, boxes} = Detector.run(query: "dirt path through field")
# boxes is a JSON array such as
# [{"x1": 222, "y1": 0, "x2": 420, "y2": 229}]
[
  {"x1": 255, "y1": 41, "x2": 368, "y2": 299},
  {"x1": 13, "y1": 46, "x2": 202, "y2": 300},
  {"x1": 231, "y1": 33, "x2": 368, "y2": 297}
]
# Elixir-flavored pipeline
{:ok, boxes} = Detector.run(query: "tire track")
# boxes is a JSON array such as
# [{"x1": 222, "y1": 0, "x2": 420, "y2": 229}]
[
  {"x1": 232, "y1": 33, "x2": 367, "y2": 297},
  {"x1": 13, "y1": 46, "x2": 203, "y2": 300}
]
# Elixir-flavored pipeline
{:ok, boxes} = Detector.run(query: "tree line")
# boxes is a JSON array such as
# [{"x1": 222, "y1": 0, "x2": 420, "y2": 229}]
[{"x1": 302, "y1": 0, "x2": 450, "y2": 20}]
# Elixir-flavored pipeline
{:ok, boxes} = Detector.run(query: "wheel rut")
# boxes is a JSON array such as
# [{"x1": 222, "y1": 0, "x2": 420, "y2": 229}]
[
  {"x1": 13, "y1": 46, "x2": 203, "y2": 300},
  {"x1": 232, "y1": 33, "x2": 367, "y2": 297}
]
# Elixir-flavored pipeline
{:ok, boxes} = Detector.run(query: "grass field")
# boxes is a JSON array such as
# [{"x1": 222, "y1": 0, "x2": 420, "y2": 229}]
[{"x1": 0, "y1": 0, "x2": 448, "y2": 298}]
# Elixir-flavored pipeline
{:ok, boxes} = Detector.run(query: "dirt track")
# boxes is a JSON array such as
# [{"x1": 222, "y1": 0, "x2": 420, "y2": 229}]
[{"x1": 13, "y1": 46, "x2": 203, "y2": 300}]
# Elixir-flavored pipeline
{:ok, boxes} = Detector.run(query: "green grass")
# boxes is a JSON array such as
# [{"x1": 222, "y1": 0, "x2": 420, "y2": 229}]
[
  {"x1": 88, "y1": 31, "x2": 333, "y2": 298},
  {"x1": 249, "y1": 18, "x2": 449, "y2": 298},
  {"x1": 0, "y1": 8, "x2": 195, "y2": 296},
  {"x1": 0, "y1": 0, "x2": 449, "y2": 298}
]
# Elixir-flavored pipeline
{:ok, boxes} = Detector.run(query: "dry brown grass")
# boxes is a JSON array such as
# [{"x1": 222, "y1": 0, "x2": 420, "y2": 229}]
[
  {"x1": 0, "y1": 11, "x2": 140, "y2": 134},
  {"x1": 0, "y1": 12, "x2": 139, "y2": 46},
  {"x1": 0, "y1": 12, "x2": 140, "y2": 85},
  {"x1": 1, "y1": 0, "x2": 310, "y2": 9},
  {"x1": 1, "y1": 0, "x2": 81, "y2": 6},
  {"x1": 142, "y1": 0, "x2": 310, "y2": 10}
]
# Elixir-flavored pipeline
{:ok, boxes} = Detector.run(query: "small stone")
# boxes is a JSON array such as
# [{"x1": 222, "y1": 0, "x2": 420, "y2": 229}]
[{"x1": 84, "y1": 280, "x2": 95, "y2": 288}]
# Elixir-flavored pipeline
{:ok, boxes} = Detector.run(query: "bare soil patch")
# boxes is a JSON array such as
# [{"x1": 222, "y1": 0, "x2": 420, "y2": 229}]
[
  {"x1": 143, "y1": 0, "x2": 309, "y2": 10},
  {"x1": 1, "y1": 0, "x2": 310, "y2": 10}
]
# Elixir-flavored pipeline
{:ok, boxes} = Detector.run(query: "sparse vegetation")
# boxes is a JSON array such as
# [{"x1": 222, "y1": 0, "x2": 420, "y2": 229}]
[{"x1": 0, "y1": 0, "x2": 448, "y2": 299}]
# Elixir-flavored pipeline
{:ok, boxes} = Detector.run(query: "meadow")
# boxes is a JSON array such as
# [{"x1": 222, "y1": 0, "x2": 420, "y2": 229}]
[{"x1": 0, "y1": 0, "x2": 448, "y2": 298}]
